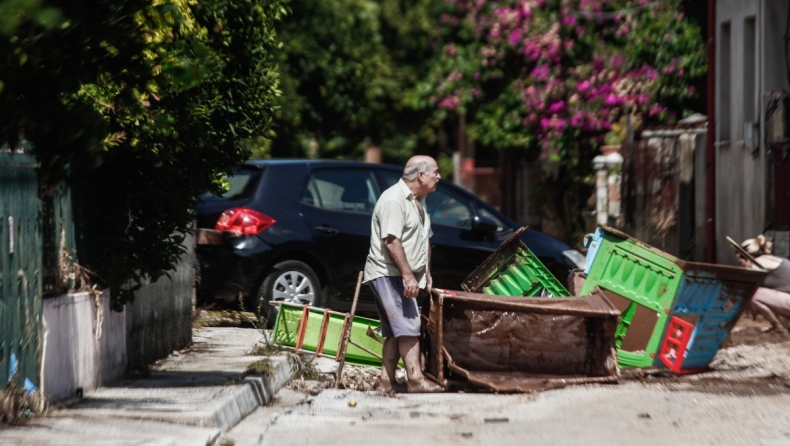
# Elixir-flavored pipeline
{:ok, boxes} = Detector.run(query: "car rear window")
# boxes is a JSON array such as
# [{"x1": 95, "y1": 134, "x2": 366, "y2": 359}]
[
  {"x1": 302, "y1": 169, "x2": 378, "y2": 213},
  {"x1": 199, "y1": 168, "x2": 262, "y2": 202}
]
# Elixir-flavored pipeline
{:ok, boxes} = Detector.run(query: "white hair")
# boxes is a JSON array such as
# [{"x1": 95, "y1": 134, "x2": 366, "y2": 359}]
[{"x1": 403, "y1": 160, "x2": 429, "y2": 181}]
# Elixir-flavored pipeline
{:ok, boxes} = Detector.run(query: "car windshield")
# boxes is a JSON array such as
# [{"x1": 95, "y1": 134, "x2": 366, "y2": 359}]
[
  {"x1": 477, "y1": 207, "x2": 508, "y2": 233},
  {"x1": 198, "y1": 168, "x2": 262, "y2": 202}
]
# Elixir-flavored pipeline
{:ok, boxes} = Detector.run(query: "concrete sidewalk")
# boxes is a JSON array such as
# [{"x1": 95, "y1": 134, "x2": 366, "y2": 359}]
[{"x1": 0, "y1": 327, "x2": 295, "y2": 446}]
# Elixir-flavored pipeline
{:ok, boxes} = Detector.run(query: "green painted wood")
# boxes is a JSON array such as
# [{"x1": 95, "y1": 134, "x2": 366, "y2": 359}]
[
  {"x1": 272, "y1": 304, "x2": 386, "y2": 367},
  {"x1": 580, "y1": 228, "x2": 683, "y2": 368},
  {"x1": 0, "y1": 151, "x2": 43, "y2": 386},
  {"x1": 463, "y1": 228, "x2": 570, "y2": 298}
]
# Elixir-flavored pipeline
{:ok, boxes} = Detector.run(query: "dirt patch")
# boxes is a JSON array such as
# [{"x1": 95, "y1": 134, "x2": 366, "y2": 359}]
[
  {"x1": 724, "y1": 314, "x2": 790, "y2": 347},
  {"x1": 192, "y1": 309, "x2": 258, "y2": 329}
]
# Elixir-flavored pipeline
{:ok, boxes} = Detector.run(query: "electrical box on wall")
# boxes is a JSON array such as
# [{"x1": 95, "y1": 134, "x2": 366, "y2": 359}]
[{"x1": 766, "y1": 90, "x2": 790, "y2": 145}]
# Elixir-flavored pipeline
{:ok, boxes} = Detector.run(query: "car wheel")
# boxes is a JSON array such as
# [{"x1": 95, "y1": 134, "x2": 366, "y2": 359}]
[{"x1": 254, "y1": 260, "x2": 321, "y2": 328}]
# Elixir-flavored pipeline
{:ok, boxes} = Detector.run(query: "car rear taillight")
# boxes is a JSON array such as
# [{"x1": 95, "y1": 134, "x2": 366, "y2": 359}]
[{"x1": 215, "y1": 207, "x2": 275, "y2": 235}]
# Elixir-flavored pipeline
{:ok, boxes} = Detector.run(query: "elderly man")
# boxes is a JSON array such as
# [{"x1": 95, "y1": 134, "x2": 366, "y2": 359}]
[{"x1": 363, "y1": 155, "x2": 443, "y2": 393}]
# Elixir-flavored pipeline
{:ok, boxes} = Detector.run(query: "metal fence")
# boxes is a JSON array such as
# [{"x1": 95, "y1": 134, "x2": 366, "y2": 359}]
[
  {"x1": 0, "y1": 150, "x2": 43, "y2": 387},
  {"x1": 43, "y1": 183, "x2": 77, "y2": 295}
]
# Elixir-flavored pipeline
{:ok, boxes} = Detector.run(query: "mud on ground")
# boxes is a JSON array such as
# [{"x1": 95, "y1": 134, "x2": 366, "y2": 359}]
[{"x1": 620, "y1": 314, "x2": 790, "y2": 395}]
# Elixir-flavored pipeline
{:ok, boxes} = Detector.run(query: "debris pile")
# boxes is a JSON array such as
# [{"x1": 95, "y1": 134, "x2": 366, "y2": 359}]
[{"x1": 269, "y1": 225, "x2": 767, "y2": 393}]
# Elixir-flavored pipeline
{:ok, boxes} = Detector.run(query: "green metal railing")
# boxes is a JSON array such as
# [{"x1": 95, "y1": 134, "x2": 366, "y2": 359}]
[{"x1": 0, "y1": 150, "x2": 43, "y2": 387}]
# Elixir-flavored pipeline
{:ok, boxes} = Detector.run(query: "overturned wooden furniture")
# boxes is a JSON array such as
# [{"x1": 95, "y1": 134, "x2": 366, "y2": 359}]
[
  {"x1": 423, "y1": 287, "x2": 621, "y2": 392},
  {"x1": 461, "y1": 227, "x2": 570, "y2": 297}
]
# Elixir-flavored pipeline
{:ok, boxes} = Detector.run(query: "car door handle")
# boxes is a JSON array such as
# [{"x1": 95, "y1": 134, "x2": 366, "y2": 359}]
[{"x1": 315, "y1": 225, "x2": 338, "y2": 235}]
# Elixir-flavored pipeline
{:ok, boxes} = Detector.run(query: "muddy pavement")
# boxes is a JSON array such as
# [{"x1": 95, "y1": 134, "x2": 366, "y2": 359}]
[
  {"x1": 226, "y1": 316, "x2": 790, "y2": 446},
  {"x1": 258, "y1": 380, "x2": 790, "y2": 446}
]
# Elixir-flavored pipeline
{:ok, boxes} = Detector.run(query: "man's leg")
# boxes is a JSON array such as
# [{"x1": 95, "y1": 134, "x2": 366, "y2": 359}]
[
  {"x1": 378, "y1": 337, "x2": 400, "y2": 390},
  {"x1": 399, "y1": 336, "x2": 441, "y2": 392},
  {"x1": 398, "y1": 336, "x2": 425, "y2": 382}
]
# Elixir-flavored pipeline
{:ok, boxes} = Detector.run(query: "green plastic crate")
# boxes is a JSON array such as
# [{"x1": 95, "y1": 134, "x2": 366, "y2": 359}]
[
  {"x1": 271, "y1": 302, "x2": 385, "y2": 367},
  {"x1": 580, "y1": 226, "x2": 683, "y2": 368},
  {"x1": 462, "y1": 227, "x2": 570, "y2": 297}
]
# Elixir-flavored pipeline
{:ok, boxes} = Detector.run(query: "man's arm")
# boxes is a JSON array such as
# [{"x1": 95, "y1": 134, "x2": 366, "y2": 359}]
[
  {"x1": 425, "y1": 244, "x2": 432, "y2": 295},
  {"x1": 384, "y1": 235, "x2": 419, "y2": 298}
]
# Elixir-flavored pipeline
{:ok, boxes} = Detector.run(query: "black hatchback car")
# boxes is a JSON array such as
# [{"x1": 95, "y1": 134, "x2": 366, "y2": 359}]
[{"x1": 197, "y1": 160, "x2": 584, "y2": 320}]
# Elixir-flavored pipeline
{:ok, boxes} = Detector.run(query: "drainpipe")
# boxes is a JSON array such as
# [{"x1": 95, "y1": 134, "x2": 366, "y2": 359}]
[{"x1": 706, "y1": 0, "x2": 717, "y2": 263}]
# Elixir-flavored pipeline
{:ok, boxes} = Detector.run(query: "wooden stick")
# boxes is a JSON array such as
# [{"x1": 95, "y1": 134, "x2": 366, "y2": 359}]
[
  {"x1": 366, "y1": 326, "x2": 384, "y2": 345},
  {"x1": 335, "y1": 271, "x2": 364, "y2": 388},
  {"x1": 348, "y1": 339, "x2": 383, "y2": 360},
  {"x1": 726, "y1": 236, "x2": 767, "y2": 270}
]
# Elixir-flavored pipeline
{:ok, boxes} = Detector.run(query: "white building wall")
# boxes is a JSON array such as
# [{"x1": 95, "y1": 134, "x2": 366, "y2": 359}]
[
  {"x1": 715, "y1": 0, "x2": 765, "y2": 263},
  {"x1": 43, "y1": 291, "x2": 127, "y2": 402}
]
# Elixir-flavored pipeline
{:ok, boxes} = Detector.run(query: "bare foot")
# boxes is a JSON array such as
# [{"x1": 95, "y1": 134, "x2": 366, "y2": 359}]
[
  {"x1": 406, "y1": 379, "x2": 444, "y2": 393},
  {"x1": 762, "y1": 325, "x2": 790, "y2": 336},
  {"x1": 377, "y1": 378, "x2": 407, "y2": 393}
]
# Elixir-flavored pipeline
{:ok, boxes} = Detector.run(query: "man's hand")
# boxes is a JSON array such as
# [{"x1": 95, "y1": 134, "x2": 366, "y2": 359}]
[
  {"x1": 385, "y1": 235, "x2": 421, "y2": 298},
  {"x1": 402, "y1": 273, "x2": 419, "y2": 299},
  {"x1": 425, "y1": 273, "x2": 432, "y2": 295}
]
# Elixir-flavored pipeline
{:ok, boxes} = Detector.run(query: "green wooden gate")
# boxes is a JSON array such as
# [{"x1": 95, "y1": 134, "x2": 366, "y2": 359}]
[{"x1": 0, "y1": 150, "x2": 43, "y2": 387}]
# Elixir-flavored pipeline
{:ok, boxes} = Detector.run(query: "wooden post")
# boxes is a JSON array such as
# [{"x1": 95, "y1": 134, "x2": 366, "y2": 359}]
[{"x1": 335, "y1": 271, "x2": 364, "y2": 388}]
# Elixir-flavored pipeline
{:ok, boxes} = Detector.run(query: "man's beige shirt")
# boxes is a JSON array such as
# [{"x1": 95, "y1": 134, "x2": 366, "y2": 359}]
[{"x1": 364, "y1": 179, "x2": 432, "y2": 287}]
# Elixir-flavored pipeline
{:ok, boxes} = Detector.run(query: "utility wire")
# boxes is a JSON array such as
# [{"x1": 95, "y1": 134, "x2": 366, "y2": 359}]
[{"x1": 570, "y1": 0, "x2": 665, "y2": 20}]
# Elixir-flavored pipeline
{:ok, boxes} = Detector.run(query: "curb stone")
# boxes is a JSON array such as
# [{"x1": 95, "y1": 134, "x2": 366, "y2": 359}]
[{"x1": 213, "y1": 355, "x2": 296, "y2": 431}]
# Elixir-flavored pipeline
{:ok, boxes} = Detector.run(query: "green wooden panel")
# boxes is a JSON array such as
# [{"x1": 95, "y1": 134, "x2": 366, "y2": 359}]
[
  {"x1": 0, "y1": 150, "x2": 43, "y2": 387},
  {"x1": 272, "y1": 304, "x2": 385, "y2": 367}
]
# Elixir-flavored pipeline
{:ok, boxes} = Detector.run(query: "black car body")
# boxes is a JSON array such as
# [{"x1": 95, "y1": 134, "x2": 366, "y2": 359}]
[{"x1": 197, "y1": 160, "x2": 584, "y2": 319}]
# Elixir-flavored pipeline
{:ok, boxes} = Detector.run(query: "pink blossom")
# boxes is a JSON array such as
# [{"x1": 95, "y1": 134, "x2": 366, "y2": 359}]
[
  {"x1": 562, "y1": 15, "x2": 577, "y2": 26},
  {"x1": 553, "y1": 118, "x2": 567, "y2": 130},
  {"x1": 474, "y1": 72, "x2": 481, "y2": 80},
  {"x1": 548, "y1": 100, "x2": 565, "y2": 113},
  {"x1": 438, "y1": 96, "x2": 460, "y2": 110},
  {"x1": 508, "y1": 29, "x2": 523, "y2": 45},
  {"x1": 577, "y1": 80, "x2": 591, "y2": 92},
  {"x1": 530, "y1": 64, "x2": 551, "y2": 82},
  {"x1": 571, "y1": 111, "x2": 584, "y2": 127},
  {"x1": 649, "y1": 103, "x2": 662, "y2": 117}
]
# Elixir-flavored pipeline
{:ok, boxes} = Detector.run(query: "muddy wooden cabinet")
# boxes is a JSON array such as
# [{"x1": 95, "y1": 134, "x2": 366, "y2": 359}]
[{"x1": 422, "y1": 288, "x2": 621, "y2": 392}]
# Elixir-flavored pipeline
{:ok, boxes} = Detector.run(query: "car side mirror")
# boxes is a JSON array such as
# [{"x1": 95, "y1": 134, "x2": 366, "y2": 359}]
[{"x1": 471, "y1": 215, "x2": 498, "y2": 237}]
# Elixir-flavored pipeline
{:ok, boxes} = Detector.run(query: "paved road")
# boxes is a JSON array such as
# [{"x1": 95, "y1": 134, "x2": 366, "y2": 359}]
[
  {"x1": 228, "y1": 338, "x2": 790, "y2": 446},
  {"x1": 230, "y1": 381, "x2": 790, "y2": 446}
]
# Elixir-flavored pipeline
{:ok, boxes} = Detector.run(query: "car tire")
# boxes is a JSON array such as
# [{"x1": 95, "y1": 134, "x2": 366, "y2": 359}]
[{"x1": 254, "y1": 260, "x2": 322, "y2": 328}]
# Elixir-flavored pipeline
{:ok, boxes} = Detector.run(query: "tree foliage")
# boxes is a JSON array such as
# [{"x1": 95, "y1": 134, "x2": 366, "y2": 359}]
[
  {"x1": 270, "y1": 0, "x2": 439, "y2": 164},
  {"x1": 411, "y1": 0, "x2": 706, "y2": 240},
  {"x1": 0, "y1": 0, "x2": 284, "y2": 308}
]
